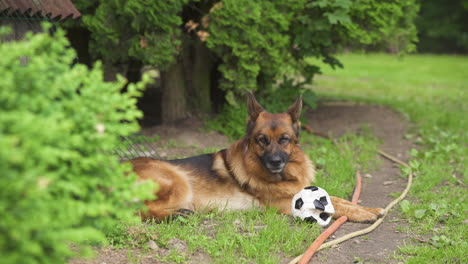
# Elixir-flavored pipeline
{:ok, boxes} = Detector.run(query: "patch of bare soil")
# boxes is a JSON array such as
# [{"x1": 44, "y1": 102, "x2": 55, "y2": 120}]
[
  {"x1": 71, "y1": 103, "x2": 413, "y2": 264},
  {"x1": 141, "y1": 117, "x2": 229, "y2": 159},
  {"x1": 70, "y1": 238, "x2": 212, "y2": 264},
  {"x1": 298, "y1": 102, "x2": 414, "y2": 264}
]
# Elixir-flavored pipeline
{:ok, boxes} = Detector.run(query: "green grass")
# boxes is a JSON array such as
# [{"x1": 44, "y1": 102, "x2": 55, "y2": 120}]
[
  {"x1": 103, "y1": 53, "x2": 467, "y2": 263},
  {"x1": 303, "y1": 128, "x2": 381, "y2": 198},
  {"x1": 103, "y1": 132, "x2": 380, "y2": 263},
  {"x1": 307, "y1": 53, "x2": 467, "y2": 134},
  {"x1": 308, "y1": 53, "x2": 468, "y2": 263},
  {"x1": 105, "y1": 209, "x2": 322, "y2": 264}
]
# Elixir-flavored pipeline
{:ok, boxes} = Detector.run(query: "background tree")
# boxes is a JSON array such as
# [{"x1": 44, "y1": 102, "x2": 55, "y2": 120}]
[
  {"x1": 416, "y1": 0, "x2": 468, "y2": 53},
  {"x1": 70, "y1": 0, "x2": 419, "y2": 123}
]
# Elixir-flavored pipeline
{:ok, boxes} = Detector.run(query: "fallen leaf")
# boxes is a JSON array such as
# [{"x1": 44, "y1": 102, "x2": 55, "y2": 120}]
[{"x1": 139, "y1": 36, "x2": 147, "y2": 48}]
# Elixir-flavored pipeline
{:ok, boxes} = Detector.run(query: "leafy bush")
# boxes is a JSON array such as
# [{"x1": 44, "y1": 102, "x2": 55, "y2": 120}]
[
  {"x1": 75, "y1": 0, "x2": 187, "y2": 68},
  {"x1": 70, "y1": 0, "x2": 419, "y2": 121},
  {"x1": 416, "y1": 0, "x2": 468, "y2": 53},
  {"x1": 0, "y1": 26, "x2": 155, "y2": 263},
  {"x1": 206, "y1": 85, "x2": 317, "y2": 140},
  {"x1": 346, "y1": 0, "x2": 419, "y2": 53},
  {"x1": 208, "y1": 0, "x2": 419, "y2": 92},
  {"x1": 206, "y1": 104, "x2": 249, "y2": 140}
]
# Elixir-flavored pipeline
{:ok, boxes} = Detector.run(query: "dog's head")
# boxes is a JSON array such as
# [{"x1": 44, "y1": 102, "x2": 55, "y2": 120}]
[{"x1": 245, "y1": 92, "x2": 302, "y2": 175}]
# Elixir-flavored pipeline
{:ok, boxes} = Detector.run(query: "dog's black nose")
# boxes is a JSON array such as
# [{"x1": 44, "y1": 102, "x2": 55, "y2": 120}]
[
  {"x1": 269, "y1": 156, "x2": 282, "y2": 166},
  {"x1": 262, "y1": 153, "x2": 287, "y2": 173}
]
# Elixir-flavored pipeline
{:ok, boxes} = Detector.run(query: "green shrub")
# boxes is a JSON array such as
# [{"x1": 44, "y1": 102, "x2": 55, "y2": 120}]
[
  {"x1": 206, "y1": 104, "x2": 249, "y2": 140},
  {"x1": 206, "y1": 84, "x2": 317, "y2": 140},
  {"x1": 71, "y1": 0, "x2": 419, "y2": 116},
  {"x1": 0, "y1": 26, "x2": 155, "y2": 263},
  {"x1": 416, "y1": 0, "x2": 468, "y2": 53}
]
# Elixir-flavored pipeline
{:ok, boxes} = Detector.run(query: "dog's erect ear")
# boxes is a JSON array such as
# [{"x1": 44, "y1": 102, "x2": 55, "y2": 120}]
[
  {"x1": 247, "y1": 91, "x2": 265, "y2": 121},
  {"x1": 288, "y1": 96, "x2": 302, "y2": 139},
  {"x1": 287, "y1": 96, "x2": 303, "y2": 123}
]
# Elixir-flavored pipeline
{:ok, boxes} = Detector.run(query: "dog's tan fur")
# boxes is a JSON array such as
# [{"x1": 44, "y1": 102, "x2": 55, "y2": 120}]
[{"x1": 131, "y1": 93, "x2": 384, "y2": 222}]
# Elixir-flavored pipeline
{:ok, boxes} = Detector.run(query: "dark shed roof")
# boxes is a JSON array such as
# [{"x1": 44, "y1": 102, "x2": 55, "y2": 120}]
[{"x1": 0, "y1": 0, "x2": 81, "y2": 20}]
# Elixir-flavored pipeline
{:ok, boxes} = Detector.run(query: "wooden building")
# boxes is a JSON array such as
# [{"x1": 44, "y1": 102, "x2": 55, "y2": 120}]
[{"x1": 0, "y1": 0, "x2": 80, "y2": 41}]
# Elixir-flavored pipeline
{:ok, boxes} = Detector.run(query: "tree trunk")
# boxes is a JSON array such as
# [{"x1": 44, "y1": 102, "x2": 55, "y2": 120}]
[
  {"x1": 126, "y1": 59, "x2": 143, "y2": 84},
  {"x1": 160, "y1": 39, "x2": 219, "y2": 123},
  {"x1": 161, "y1": 60, "x2": 189, "y2": 123},
  {"x1": 157, "y1": 26, "x2": 233, "y2": 123},
  {"x1": 188, "y1": 41, "x2": 214, "y2": 113}
]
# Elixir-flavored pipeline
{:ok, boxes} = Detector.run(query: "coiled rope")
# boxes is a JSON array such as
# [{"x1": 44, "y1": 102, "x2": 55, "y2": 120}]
[{"x1": 288, "y1": 149, "x2": 414, "y2": 264}]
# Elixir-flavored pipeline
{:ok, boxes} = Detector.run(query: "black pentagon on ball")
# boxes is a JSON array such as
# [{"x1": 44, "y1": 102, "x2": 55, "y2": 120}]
[
  {"x1": 319, "y1": 196, "x2": 328, "y2": 206},
  {"x1": 295, "y1": 198, "x2": 304, "y2": 209},
  {"x1": 304, "y1": 216, "x2": 317, "y2": 223},
  {"x1": 305, "y1": 186, "x2": 319, "y2": 191},
  {"x1": 313, "y1": 199, "x2": 325, "y2": 211},
  {"x1": 319, "y1": 213, "x2": 330, "y2": 221}
]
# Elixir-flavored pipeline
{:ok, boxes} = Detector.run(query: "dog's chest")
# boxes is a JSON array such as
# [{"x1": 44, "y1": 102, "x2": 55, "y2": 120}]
[{"x1": 193, "y1": 189, "x2": 261, "y2": 211}]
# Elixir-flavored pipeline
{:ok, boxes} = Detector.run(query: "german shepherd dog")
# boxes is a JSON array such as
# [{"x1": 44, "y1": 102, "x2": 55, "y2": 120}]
[{"x1": 131, "y1": 93, "x2": 385, "y2": 223}]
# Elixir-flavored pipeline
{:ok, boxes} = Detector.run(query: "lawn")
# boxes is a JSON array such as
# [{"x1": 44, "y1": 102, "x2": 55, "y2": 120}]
[
  {"x1": 308, "y1": 53, "x2": 467, "y2": 133},
  {"x1": 100, "y1": 53, "x2": 467, "y2": 263},
  {"x1": 309, "y1": 53, "x2": 468, "y2": 263}
]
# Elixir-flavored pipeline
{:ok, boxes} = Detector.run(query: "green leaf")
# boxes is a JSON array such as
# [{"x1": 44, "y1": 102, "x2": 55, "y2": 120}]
[
  {"x1": 402, "y1": 166, "x2": 412, "y2": 176},
  {"x1": 302, "y1": 90, "x2": 318, "y2": 108},
  {"x1": 409, "y1": 160, "x2": 420, "y2": 170},
  {"x1": 400, "y1": 200, "x2": 411, "y2": 213},
  {"x1": 414, "y1": 209, "x2": 427, "y2": 219}
]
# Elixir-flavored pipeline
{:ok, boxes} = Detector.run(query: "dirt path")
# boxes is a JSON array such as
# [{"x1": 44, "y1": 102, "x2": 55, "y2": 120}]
[{"x1": 299, "y1": 102, "x2": 414, "y2": 264}]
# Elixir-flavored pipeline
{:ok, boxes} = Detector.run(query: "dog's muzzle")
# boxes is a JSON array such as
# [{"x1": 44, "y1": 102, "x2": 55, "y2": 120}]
[{"x1": 263, "y1": 153, "x2": 288, "y2": 174}]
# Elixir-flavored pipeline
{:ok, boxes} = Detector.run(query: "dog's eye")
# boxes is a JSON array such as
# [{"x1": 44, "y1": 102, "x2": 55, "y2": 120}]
[
  {"x1": 279, "y1": 136, "x2": 290, "y2": 145},
  {"x1": 257, "y1": 135, "x2": 269, "y2": 145}
]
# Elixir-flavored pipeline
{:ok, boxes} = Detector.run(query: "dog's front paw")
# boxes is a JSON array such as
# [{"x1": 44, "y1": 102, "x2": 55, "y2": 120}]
[
  {"x1": 366, "y1": 207, "x2": 386, "y2": 218},
  {"x1": 350, "y1": 210, "x2": 378, "y2": 223}
]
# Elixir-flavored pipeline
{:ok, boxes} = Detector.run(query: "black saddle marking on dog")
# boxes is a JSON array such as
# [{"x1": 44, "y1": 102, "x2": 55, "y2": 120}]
[{"x1": 169, "y1": 152, "x2": 223, "y2": 180}]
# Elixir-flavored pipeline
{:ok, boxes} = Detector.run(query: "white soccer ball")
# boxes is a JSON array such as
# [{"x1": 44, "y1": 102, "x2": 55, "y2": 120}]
[{"x1": 291, "y1": 186, "x2": 335, "y2": 227}]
